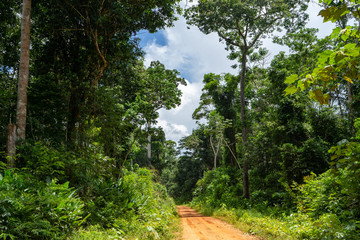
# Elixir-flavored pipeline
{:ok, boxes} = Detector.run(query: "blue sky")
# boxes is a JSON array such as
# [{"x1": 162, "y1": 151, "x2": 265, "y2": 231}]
[
  {"x1": 138, "y1": 30, "x2": 167, "y2": 48},
  {"x1": 139, "y1": 0, "x2": 335, "y2": 144}
]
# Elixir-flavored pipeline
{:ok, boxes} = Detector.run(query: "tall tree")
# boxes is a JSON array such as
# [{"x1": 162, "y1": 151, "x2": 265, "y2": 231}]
[
  {"x1": 30, "y1": 0, "x2": 181, "y2": 145},
  {"x1": 16, "y1": 0, "x2": 31, "y2": 142},
  {"x1": 7, "y1": 0, "x2": 31, "y2": 167},
  {"x1": 186, "y1": 0, "x2": 309, "y2": 198},
  {"x1": 141, "y1": 61, "x2": 186, "y2": 159},
  {"x1": 193, "y1": 73, "x2": 239, "y2": 167}
]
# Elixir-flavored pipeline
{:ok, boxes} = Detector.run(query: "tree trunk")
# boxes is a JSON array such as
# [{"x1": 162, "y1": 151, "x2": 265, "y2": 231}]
[
  {"x1": 347, "y1": 81, "x2": 354, "y2": 134},
  {"x1": 240, "y1": 49, "x2": 250, "y2": 199},
  {"x1": 16, "y1": 0, "x2": 31, "y2": 143},
  {"x1": 147, "y1": 134, "x2": 151, "y2": 159},
  {"x1": 8, "y1": 0, "x2": 32, "y2": 167},
  {"x1": 6, "y1": 124, "x2": 17, "y2": 167},
  {"x1": 224, "y1": 127, "x2": 236, "y2": 167},
  {"x1": 210, "y1": 135, "x2": 217, "y2": 170},
  {"x1": 66, "y1": 87, "x2": 83, "y2": 145}
]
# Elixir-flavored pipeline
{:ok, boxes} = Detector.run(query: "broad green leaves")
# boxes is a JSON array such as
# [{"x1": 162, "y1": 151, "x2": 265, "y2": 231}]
[
  {"x1": 285, "y1": 0, "x2": 360, "y2": 104},
  {"x1": 319, "y1": 3, "x2": 349, "y2": 22}
]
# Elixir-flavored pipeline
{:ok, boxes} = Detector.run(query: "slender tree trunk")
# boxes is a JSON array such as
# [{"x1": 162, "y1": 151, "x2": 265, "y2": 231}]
[
  {"x1": 66, "y1": 88, "x2": 84, "y2": 145},
  {"x1": 6, "y1": 124, "x2": 17, "y2": 167},
  {"x1": 224, "y1": 127, "x2": 236, "y2": 166},
  {"x1": 16, "y1": 0, "x2": 31, "y2": 142},
  {"x1": 347, "y1": 81, "x2": 354, "y2": 133},
  {"x1": 7, "y1": 0, "x2": 32, "y2": 167},
  {"x1": 147, "y1": 122, "x2": 151, "y2": 159},
  {"x1": 210, "y1": 135, "x2": 217, "y2": 170},
  {"x1": 147, "y1": 134, "x2": 151, "y2": 159},
  {"x1": 240, "y1": 48, "x2": 250, "y2": 199}
]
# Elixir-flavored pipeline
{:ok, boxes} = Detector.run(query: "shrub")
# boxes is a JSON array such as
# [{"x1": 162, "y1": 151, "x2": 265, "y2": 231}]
[
  {"x1": 83, "y1": 167, "x2": 177, "y2": 239},
  {"x1": 0, "y1": 170, "x2": 85, "y2": 239},
  {"x1": 294, "y1": 167, "x2": 360, "y2": 239},
  {"x1": 192, "y1": 167, "x2": 244, "y2": 209},
  {"x1": 18, "y1": 142, "x2": 68, "y2": 182}
]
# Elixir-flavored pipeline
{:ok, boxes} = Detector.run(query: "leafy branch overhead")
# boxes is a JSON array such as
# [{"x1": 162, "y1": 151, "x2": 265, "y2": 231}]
[{"x1": 285, "y1": 0, "x2": 360, "y2": 104}]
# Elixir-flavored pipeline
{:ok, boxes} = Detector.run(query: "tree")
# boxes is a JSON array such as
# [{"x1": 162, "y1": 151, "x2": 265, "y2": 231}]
[
  {"x1": 193, "y1": 73, "x2": 239, "y2": 167},
  {"x1": 205, "y1": 112, "x2": 226, "y2": 170},
  {"x1": 186, "y1": 0, "x2": 309, "y2": 198},
  {"x1": 141, "y1": 61, "x2": 186, "y2": 159},
  {"x1": 6, "y1": 0, "x2": 32, "y2": 167},
  {"x1": 16, "y1": 0, "x2": 31, "y2": 142},
  {"x1": 30, "y1": 0, "x2": 181, "y2": 144}
]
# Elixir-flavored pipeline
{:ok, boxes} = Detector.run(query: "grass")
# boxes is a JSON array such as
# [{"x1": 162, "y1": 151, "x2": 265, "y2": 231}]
[
  {"x1": 69, "y1": 214, "x2": 182, "y2": 240},
  {"x1": 189, "y1": 204, "x2": 296, "y2": 240}
]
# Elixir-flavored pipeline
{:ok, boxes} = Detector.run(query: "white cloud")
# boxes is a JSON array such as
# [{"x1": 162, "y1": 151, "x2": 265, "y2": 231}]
[
  {"x1": 144, "y1": 11, "x2": 238, "y2": 142},
  {"x1": 145, "y1": 0, "x2": 336, "y2": 143},
  {"x1": 144, "y1": 15, "x2": 237, "y2": 83},
  {"x1": 156, "y1": 80, "x2": 202, "y2": 143},
  {"x1": 156, "y1": 119, "x2": 189, "y2": 144}
]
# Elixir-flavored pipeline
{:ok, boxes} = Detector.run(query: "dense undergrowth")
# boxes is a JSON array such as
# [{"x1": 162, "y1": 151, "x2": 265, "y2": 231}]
[
  {"x1": 189, "y1": 164, "x2": 360, "y2": 240},
  {"x1": 0, "y1": 143, "x2": 178, "y2": 240}
]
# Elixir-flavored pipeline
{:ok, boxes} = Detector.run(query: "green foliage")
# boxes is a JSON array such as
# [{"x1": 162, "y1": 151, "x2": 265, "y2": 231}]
[
  {"x1": 192, "y1": 167, "x2": 244, "y2": 209},
  {"x1": 0, "y1": 164, "x2": 178, "y2": 240},
  {"x1": 69, "y1": 225, "x2": 123, "y2": 240},
  {"x1": 283, "y1": 163, "x2": 359, "y2": 239},
  {"x1": 164, "y1": 155, "x2": 206, "y2": 203},
  {"x1": 193, "y1": 73, "x2": 239, "y2": 166},
  {"x1": 0, "y1": 171, "x2": 85, "y2": 239},
  {"x1": 17, "y1": 142, "x2": 67, "y2": 182},
  {"x1": 280, "y1": 138, "x2": 330, "y2": 186},
  {"x1": 83, "y1": 168, "x2": 177, "y2": 239},
  {"x1": 285, "y1": 0, "x2": 360, "y2": 105}
]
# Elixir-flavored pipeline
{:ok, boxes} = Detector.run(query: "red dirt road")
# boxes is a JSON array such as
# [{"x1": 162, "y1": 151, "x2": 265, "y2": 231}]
[{"x1": 177, "y1": 206, "x2": 260, "y2": 240}]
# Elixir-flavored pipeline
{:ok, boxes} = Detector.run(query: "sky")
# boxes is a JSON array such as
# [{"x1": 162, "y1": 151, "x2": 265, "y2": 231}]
[{"x1": 138, "y1": 0, "x2": 335, "y2": 144}]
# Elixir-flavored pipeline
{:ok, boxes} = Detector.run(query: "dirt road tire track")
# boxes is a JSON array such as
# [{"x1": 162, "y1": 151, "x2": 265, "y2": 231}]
[{"x1": 177, "y1": 206, "x2": 260, "y2": 240}]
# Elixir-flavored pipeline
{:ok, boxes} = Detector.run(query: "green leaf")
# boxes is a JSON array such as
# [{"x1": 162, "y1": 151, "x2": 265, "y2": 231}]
[
  {"x1": 285, "y1": 85, "x2": 299, "y2": 95},
  {"x1": 285, "y1": 74, "x2": 298, "y2": 84},
  {"x1": 317, "y1": 50, "x2": 333, "y2": 65},
  {"x1": 335, "y1": 51, "x2": 346, "y2": 63},
  {"x1": 319, "y1": 8, "x2": 333, "y2": 22},
  {"x1": 341, "y1": 33, "x2": 349, "y2": 41},
  {"x1": 344, "y1": 43, "x2": 360, "y2": 57},
  {"x1": 330, "y1": 27, "x2": 341, "y2": 39}
]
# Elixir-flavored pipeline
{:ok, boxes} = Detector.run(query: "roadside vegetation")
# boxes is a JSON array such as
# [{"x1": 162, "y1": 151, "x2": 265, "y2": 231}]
[{"x1": 0, "y1": 155, "x2": 179, "y2": 239}]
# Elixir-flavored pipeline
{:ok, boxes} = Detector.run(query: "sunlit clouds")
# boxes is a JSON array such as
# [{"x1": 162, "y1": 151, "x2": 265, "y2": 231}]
[{"x1": 141, "y1": 0, "x2": 334, "y2": 144}]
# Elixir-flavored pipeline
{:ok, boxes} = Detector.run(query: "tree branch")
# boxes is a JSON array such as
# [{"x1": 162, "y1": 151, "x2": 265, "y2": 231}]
[
  {"x1": 248, "y1": 17, "x2": 281, "y2": 49},
  {"x1": 218, "y1": 31, "x2": 240, "y2": 47},
  {"x1": 224, "y1": 139, "x2": 241, "y2": 170},
  {"x1": 65, "y1": 1, "x2": 86, "y2": 21}
]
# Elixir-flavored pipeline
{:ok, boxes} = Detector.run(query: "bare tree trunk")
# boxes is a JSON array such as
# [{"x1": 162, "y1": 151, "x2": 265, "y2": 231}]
[
  {"x1": 7, "y1": 0, "x2": 31, "y2": 167},
  {"x1": 210, "y1": 136, "x2": 217, "y2": 170},
  {"x1": 6, "y1": 124, "x2": 17, "y2": 167},
  {"x1": 210, "y1": 135, "x2": 223, "y2": 170},
  {"x1": 16, "y1": 0, "x2": 32, "y2": 142},
  {"x1": 147, "y1": 134, "x2": 151, "y2": 159},
  {"x1": 347, "y1": 81, "x2": 354, "y2": 133},
  {"x1": 240, "y1": 49, "x2": 250, "y2": 199}
]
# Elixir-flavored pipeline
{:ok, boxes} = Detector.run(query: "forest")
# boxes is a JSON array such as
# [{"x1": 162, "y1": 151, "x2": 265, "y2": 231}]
[{"x1": 0, "y1": 0, "x2": 359, "y2": 239}]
